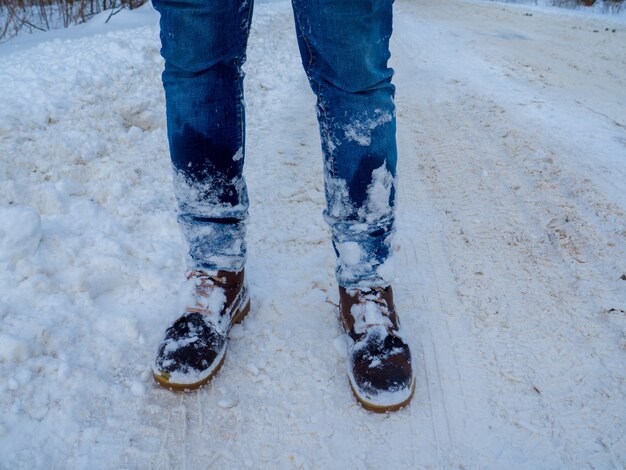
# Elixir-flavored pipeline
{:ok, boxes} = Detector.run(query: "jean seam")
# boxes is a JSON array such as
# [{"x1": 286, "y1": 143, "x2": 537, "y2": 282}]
[
  {"x1": 292, "y1": 1, "x2": 336, "y2": 179},
  {"x1": 235, "y1": 0, "x2": 254, "y2": 164},
  {"x1": 291, "y1": 0, "x2": 314, "y2": 77},
  {"x1": 316, "y1": 84, "x2": 339, "y2": 180}
]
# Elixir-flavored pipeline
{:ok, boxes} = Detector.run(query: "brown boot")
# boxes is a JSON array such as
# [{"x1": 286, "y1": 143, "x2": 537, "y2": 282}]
[
  {"x1": 339, "y1": 286, "x2": 415, "y2": 412},
  {"x1": 152, "y1": 269, "x2": 250, "y2": 391}
]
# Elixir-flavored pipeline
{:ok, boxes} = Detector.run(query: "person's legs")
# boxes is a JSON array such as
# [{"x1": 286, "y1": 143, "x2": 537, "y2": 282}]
[
  {"x1": 291, "y1": 0, "x2": 414, "y2": 412},
  {"x1": 152, "y1": 0, "x2": 254, "y2": 390},
  {"x1": 153, "y1": 0, "x2": 254, "y2": 272},
  {"x1": 291, "y1": 0, "x2": 397, "y2": 289}
]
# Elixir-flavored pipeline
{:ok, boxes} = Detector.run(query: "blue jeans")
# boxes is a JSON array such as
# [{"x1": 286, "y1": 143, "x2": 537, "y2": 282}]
[{"x1": 153, "y1": 0, "x2": 397, "y2": 288}]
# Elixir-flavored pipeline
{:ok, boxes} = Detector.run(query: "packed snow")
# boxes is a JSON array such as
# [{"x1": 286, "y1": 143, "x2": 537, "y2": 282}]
[
  {"x1": 0, "y1": 206, "x2": 42, "y2": 263},
  {"x1": 1, "y1": 0, "x2": 625, "y2": 468}
]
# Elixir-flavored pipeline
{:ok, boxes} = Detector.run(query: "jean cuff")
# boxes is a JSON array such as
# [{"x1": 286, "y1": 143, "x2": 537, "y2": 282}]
[
  {"x1": 178, "y1": 214, "x2": 246, "y2": 272},
  {"x1": 331, "y1": 216, "x2": 395, "y2": 288}
]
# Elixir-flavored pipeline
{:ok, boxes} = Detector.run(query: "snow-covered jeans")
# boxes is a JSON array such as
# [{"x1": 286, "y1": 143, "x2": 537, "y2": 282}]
[{"x1": 153, "y1": 0, "x2": 397, "y2": 288}]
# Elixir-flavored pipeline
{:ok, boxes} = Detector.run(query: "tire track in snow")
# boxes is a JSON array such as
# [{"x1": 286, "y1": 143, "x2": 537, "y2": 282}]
[
  {"x1": 395, "y1": 128, "x2": 513, "y2": 467},
  {"x1": 393, "y1": 2, "x2": 626, "y2": 465},
  {"x1": 418, "y1": 91, "x2": 625, "y2": 467},
  {"x1": 152, "y1": 403, "x2": 172, "y2": 469},
  {"x1": 393, "y1": 7, "x2": 566, "y2": 467}
]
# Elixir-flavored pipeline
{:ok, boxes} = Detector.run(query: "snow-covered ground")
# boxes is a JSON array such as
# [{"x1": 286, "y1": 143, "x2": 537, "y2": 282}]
[{"x1": 1, "y1": 0, "x2": 625, "y2": 468}]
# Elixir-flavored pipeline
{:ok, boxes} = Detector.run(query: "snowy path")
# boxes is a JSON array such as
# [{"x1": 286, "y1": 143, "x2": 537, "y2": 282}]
[{"x1": 1, "y1": 0, "x2": 625, "y2": 468}]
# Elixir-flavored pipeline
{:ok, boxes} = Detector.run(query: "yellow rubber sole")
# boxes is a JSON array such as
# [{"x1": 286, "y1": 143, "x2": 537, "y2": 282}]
[
  {"x1": 153, "y1": 298, "x2": 251, "y2": 392},
  {"x1": 350, "y1": 377, "x2": 416, "y2": 413}
]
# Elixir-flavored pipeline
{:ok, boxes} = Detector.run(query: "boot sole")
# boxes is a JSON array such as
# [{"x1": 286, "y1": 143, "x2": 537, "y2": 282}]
[
  {"x1": 349, "y1": 376, "x2": 416, "y2": 413},
  {"x1": 152, "y1": 296, "x2": 251, "y2": 392}
]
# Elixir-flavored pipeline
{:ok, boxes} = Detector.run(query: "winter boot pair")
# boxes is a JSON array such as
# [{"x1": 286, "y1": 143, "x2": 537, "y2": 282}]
[{"x1": 152, "y1": 270, "x2": 414, "y2": 412}]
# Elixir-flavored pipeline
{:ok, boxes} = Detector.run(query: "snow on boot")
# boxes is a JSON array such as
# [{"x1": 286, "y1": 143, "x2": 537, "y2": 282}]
[
  {"x1": 339, "y1": 285, "x2": 415, "y2": 412},
  {"x1": 152, "y1": 269, "x2": 250, "y2": 391}
]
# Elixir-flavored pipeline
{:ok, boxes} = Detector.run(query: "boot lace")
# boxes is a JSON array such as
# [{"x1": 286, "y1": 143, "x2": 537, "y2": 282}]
[
  {"x1": 352, "y1": 287, "x2": 393, "y2": 335},
  {"x1": 185, "y1": 270, "x2": 227, "y2": 315}
]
